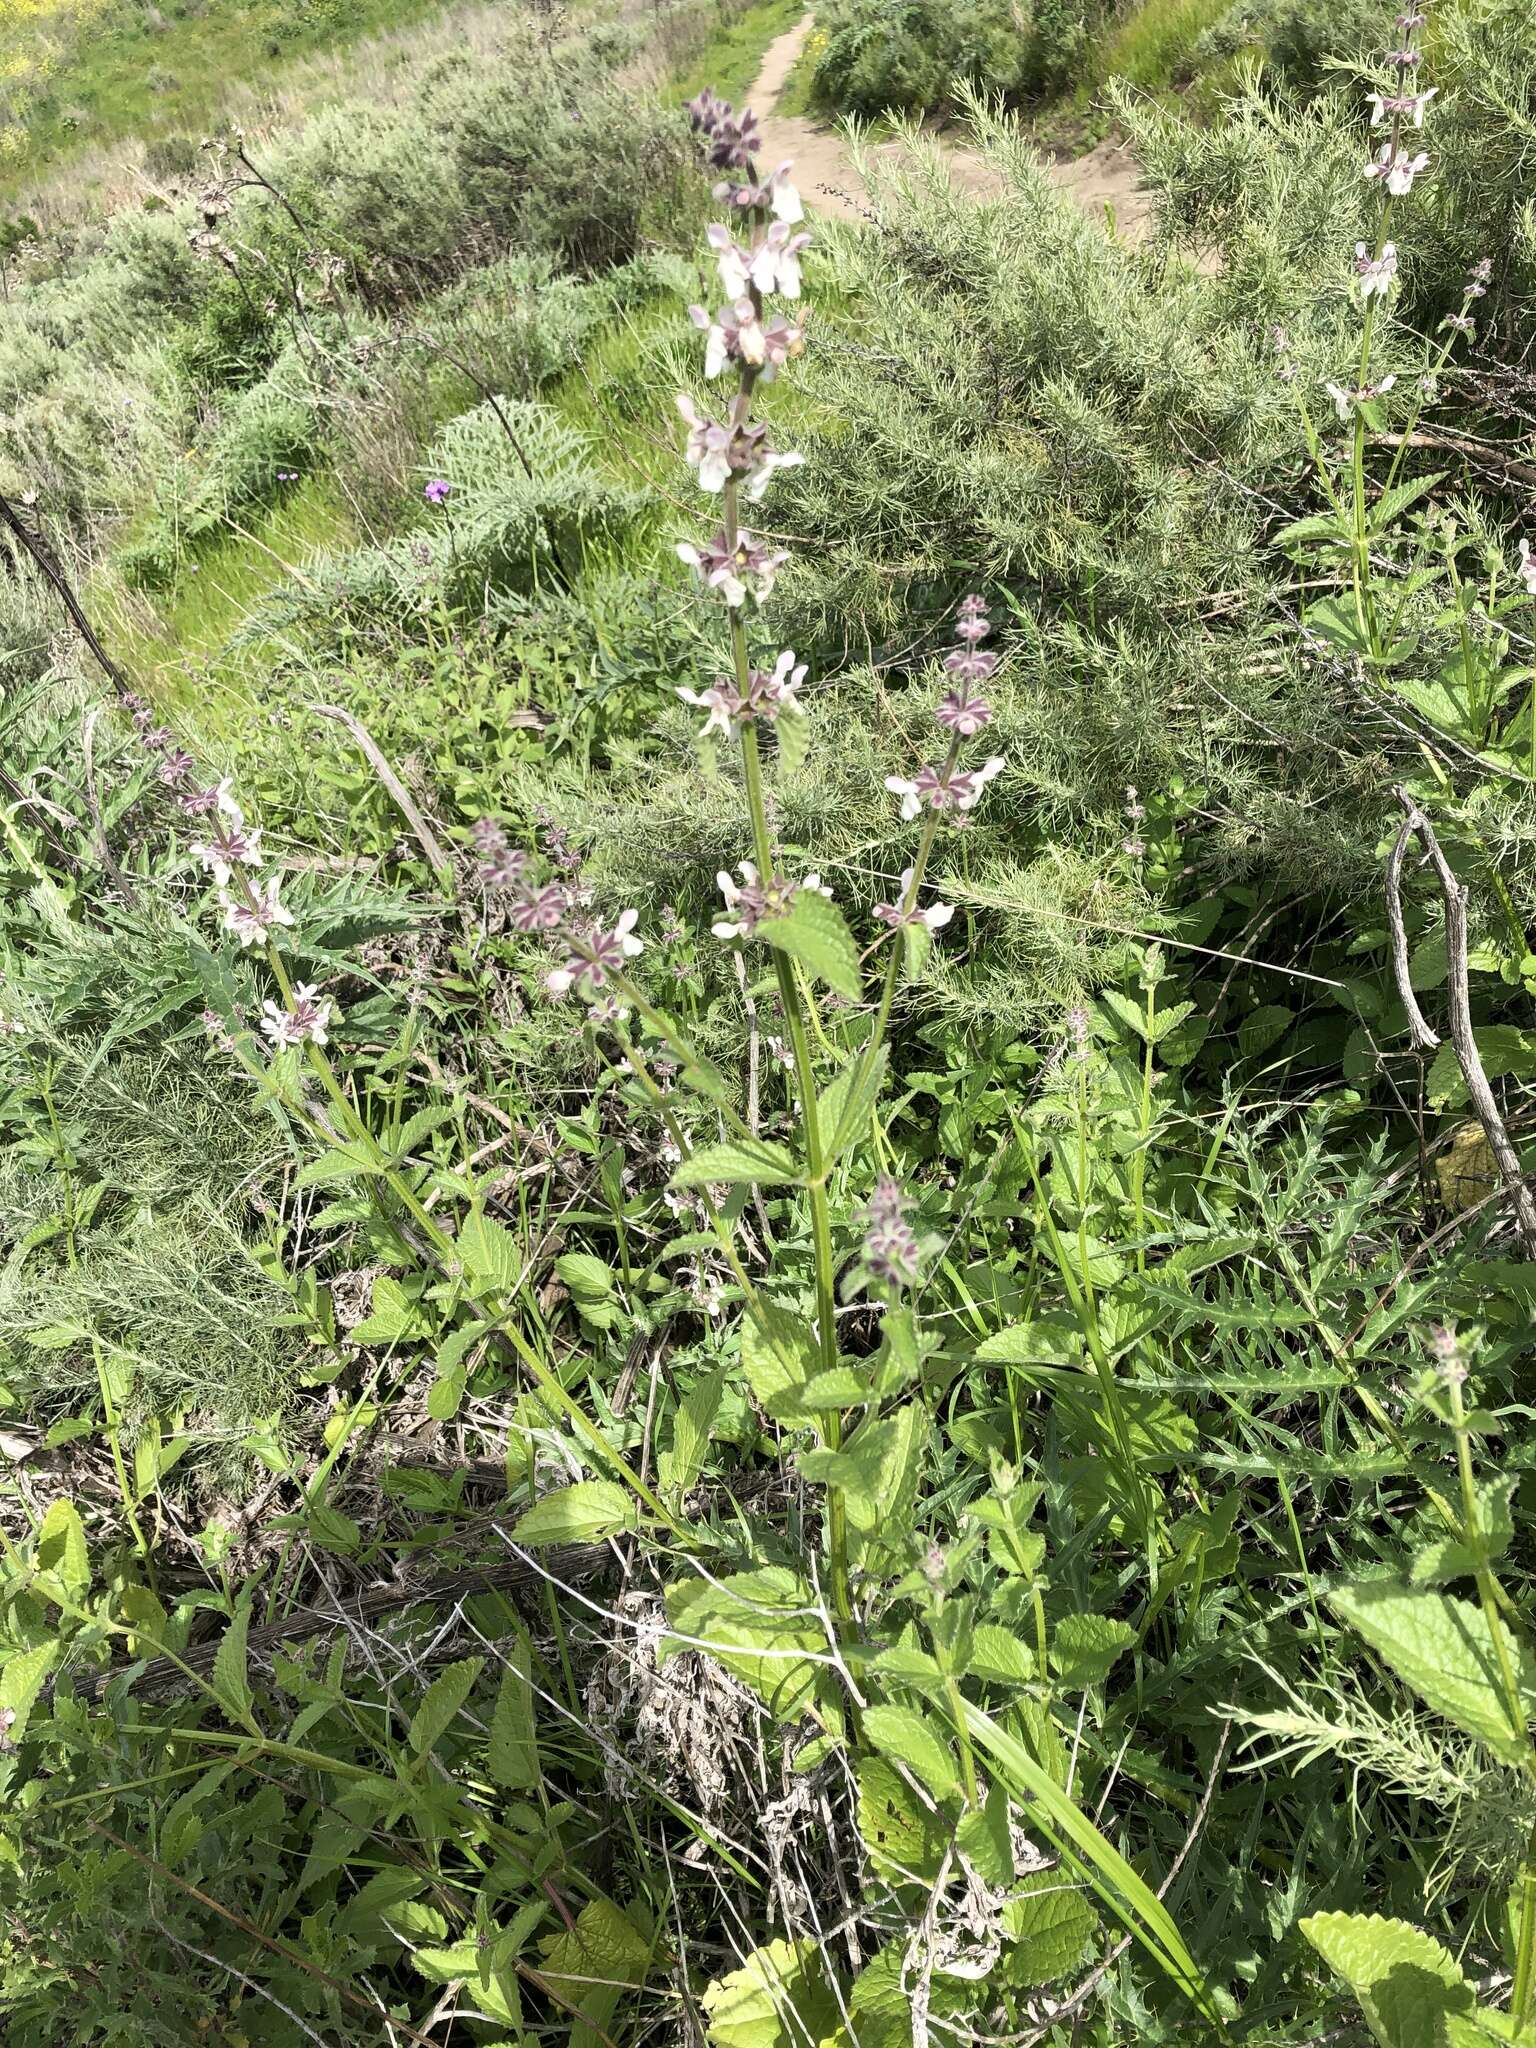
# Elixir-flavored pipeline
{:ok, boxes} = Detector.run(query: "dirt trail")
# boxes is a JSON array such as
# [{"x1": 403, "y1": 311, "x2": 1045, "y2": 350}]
[{"x1": 748, "y1": 12, "x2": 1152, "y2": 238}]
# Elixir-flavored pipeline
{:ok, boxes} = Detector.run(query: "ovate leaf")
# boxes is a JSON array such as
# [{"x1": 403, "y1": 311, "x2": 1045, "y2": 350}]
[
  {"x1": 740, "y1": 1302, "x2": 817, "y2": 1420},
  {"x1": 671, "y1": 1139, "x2": 800, "y2": 1189},
  {"x1": 862, "y1": 1704, "x2": 961, "y2": 1803},
  {"x1": 458, "y1": 1212, "x2": 522, "y2": 1293},
  {"x1": 663, "y1": 1568, "x2": 822, "y2": 1720},
  {"x1": 1051, "y1": 1615, "x2": 1135, "y2": 1689},
  {"x1": 1328, "y1": 1581, "x2": 1535, "y2": 1763},
  {"x1": 817, "y1": 1046, "x2": 889, "y2": 1161},
  {"x1": 407, "y1": 1656, "x2": 484, "y2": 1759},
  {"x1": 702, "y1": 1937, "x2": 843, "y2": 2048},
  {"x1": 36, "y1": 1499, "x2": 89, "y2": 1603},
  {"x1": 211, "y1": 1597, "x2": 254, "y2": 1727},
  {"x1": 539, "y1": 1897, "x2": 651, "y2": 2048},
  {"x1": 1003, "y1": 1869, "x2": 1098, "y2": 1986},
  {"x1": 512, "y1": 1481, "x2": 638, "y2": 1547},
  {"x1": 856, "y1": 1755, "x2": 948, "y2": 1885},
  {"x1": 660, "y1": 1365, "x2": 727, "y2": 1495},
  {"x1": 488, "y1": 1636, "x2": 539, "y2": 1791},
  {"x1": 759, "y1": 888, "x2": 863, "y2": 1002},
  {"x1": 1301, "y1": 1911, "x2": 1473, "y2": 2048}
]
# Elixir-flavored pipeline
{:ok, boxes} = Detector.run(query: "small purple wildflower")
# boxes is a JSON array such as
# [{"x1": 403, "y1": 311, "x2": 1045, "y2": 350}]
[
  {"x1": 178, "y1": 784, "x2": 223, "y2": 817},
  {"x1": 546, "y1": 909, "x2": 644, "y2": 999},
  {"x1": 508, "y1": 882, "x2": 569, "y2": 933},
  {"x1": 142, "y1": 725, "x2": 175, "y2": 752},
  {"x1": 935, "y1": 688, "x2": 993, "y2": 736},
  {"x1": 873, "y1": 867, "x2": 955, "y2": 932},
  {"x1": 677, "y1": 526, "x2": 788, "y2": 607},
  {"x1": 220, "y1": 874, "x2": 294, "y2": 948},
  {"x1": 1354, "y1": 240, "x2": 1398, "y2": 299},
  {"x1": 712, "y1": 862, "x2": 829, "y2": 941},
  {"x1": 885, "y1": 756, "x2": 1005, "y2": 822},
  {"x1": 261, "y1": 981, "x2": 332, "y2": 1050},
  {"x1": 157, "y1": 748, "x2": 196, "y2": 787},
  {"x1": 707, "y1": 220, "x2": 812, "y2": 301},
  {"x1": 1363, "y1": 143, "x2": 1429, "y2": 196},
  {"x1": 677, "y1": 649, "x2": 805, "y2": 737},
  {"x1": 860, "y1": 1176, "x2": 921, "y2": 1289},
  {"x1": 423, "y1": 479, "x2": 452, "y2": 505},
  {"x1": 1366, "y1": 87, "x2": 1435, "y2": 126}
]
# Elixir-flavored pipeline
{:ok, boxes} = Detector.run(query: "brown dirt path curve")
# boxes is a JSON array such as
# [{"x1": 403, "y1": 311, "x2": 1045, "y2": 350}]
[{"x1": 748, "y1": 11, "x2": 1152, "y2": 238}]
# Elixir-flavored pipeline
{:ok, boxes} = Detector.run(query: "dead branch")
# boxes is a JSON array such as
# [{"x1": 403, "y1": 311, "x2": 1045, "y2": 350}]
[
  {"x1": 1389, "y1": 787, "x2": 1536, "y2": 1257},
  {"x1": 306, "y1": 700, "x2": 453, "y2": 881}
]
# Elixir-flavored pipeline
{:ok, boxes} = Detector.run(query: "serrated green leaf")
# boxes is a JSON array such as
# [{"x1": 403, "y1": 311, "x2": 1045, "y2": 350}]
[
  {"x1": 856, "y1": 1754, "x2": 949, "y2": 1884},
  {"x1": 663, "y1": 1568, "x2": 822, "y2": 1720},
  {"x1": 1428, "y1": 1028, "x2": 1535, "y2": 1110},
  {"x1": 512, "y1": 1481, "x2": 637, "y2": 1547},
  {"x1": 816, "y1": 1045, "x2": 889, "y2": 1162},
  {"x1": 1411, "y1": 1476, "x2": 1517, "y2": 1587},
  {"x1": 540, "y1": 1896, "x2": 651, "y2": 2047},
  {"x1": 1003, "y1": 1869, "x2": 1098, "y2": 1986},
  {"x1": 967, "y1": 1623, "x2": 1035, "y2": 1685},
  {"x1": 702, "y1": 1937, "x2": 842, "y2": 2048},
  {"x1": 426, "y1": 1366, "x2": 465, "y2": 1421},
  {"x1": 407, "y1": 1655, "x2": 483, "y2": 1758},
  {"x1": 671, "y1": 1138, "x2": 800, "y2": 1189},
  {"x1": 293, "y1": 1140, "x2": 383, "y2": 1190},
  {"x1": 1238, "y1": 1004, "x2": 1294, "y2": 1060},
  {"x1": 554, "y1": 1251, "x2": 613, "y2": 1301},
  {"x1": 488, "y1": 1636, "x2": 539, "y2": 1791},
  {"x1": 348, "y1": 1274, "x2": 428, "y2": 1347},
  {"x1": 389, "y1": 1104, "x2": 458, "y2": 1159},
  {"x1": 458, "y1": 1212, "x2": 522, "y2": 1293},
  {"x1": 212, "y1": 1597, "x2": 254, "y2": 1728},
  {"x1": 1369, "y1": 470, "x2": 1447, "y2": 538},
  {"x1": 956, "y1": 1779, "x2": 1014, "y2": 1886},
  {"x1": 758, "y1": 887, "x2": 863, "y2": 1002},
  {"x1": 800, "y1": 1401, "x2": 926, "y2": 1569},
  {"x1": 36, "y1": 1498, "x2": 89, "y2": 1603},
  {"x1": 1301, "y1": 1911, "x2": 1472, "y2": 2048},
  {"x1": 1329, "y1": 1581, "x2": 1535, "y2": 1763},
  {"x1": 1051, "y1": 1615, "x2": 1135, "y2": 1689},
  {"x1": 0, "y1": 1641, "x2": 58, "y2": 1744},
  {"x1": 740, "y1": 1301, "x2": 818, "y2": 1419},
  {"x1": 659, "y1": 1364, "x2": 727, "y2": 1495},
  {"x1": 862, "y1": 1703, "x2": 961, "y2": 1803}
]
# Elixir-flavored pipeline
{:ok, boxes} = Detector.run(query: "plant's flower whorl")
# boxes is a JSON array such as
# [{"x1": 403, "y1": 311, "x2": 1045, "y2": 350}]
[
  {"x1": 860, "y1": 1176, "x2": 921, "y2": 1288},
  {"x1": 261, "y1": 982, "x2": 332, "y2": 1050},
  {"x1": 546, "y1": 910, "x2": 644, "y2": 999},
  {"x1": 873, "y1": 868, "x2": 955, "y2": 932}
]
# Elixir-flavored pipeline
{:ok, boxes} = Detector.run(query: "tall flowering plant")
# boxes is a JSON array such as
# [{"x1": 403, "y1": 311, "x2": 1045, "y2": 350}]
[
  {"x1": 1282, "y1": 3, "x2": 1536, "y2": 986},
  {"x1": 454, "y1": 94, "x2": 1008, "y2": 1639}
]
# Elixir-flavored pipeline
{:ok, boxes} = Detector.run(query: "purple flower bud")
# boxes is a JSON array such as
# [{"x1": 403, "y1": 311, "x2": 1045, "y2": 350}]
[{"x1": 157, "y1": 748, "x2": 196, "y2": 786}]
